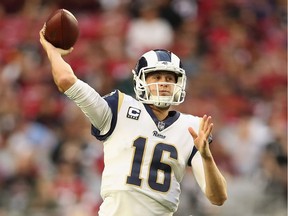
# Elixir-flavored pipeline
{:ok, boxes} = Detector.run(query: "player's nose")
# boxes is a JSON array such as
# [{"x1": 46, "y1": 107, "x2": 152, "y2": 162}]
[
  {"x1": 159, "y1": 76, "x2": 168, "y2": 83},
  {"x1": 159, "y1": 82, "x2": 168, "y2": 87}
]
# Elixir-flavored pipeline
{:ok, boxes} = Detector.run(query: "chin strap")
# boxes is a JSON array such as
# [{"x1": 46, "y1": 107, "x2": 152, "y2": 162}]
[{"x1": 149, "y1": 95, "x2": 173, "y2": 108}]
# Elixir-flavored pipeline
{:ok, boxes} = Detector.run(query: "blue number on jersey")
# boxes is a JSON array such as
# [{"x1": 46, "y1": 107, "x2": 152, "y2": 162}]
[{"x1": 126, "y1": 137, "x2": 178, "y2": 192}]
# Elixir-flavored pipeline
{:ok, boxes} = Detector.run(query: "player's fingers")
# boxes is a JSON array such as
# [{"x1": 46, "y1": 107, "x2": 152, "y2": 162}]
[
  {"x1": 203, "y1": 115, "x2": 208, "y2": 130},
  {"x1": 39, "y1": 24, "x2": 46, "y2": 38},
  {"x1": 39, "y1": 33, "x2": 46, "y2": 48},
  {"x1": 39, "y1": 30, "x2": 44, "y2": 41},
  {"x1": 39, "y1": 29, "x2": 48, "y2": 46},
  {"x1": 68, "y1": 47, "x2": 74, "y2": 53},
  {"x1": 199, "y1": 115, "x2": 206, "y2": 132},
  {"x1": 56, "y1": 47, "x2": 73, "y2": 56},
  {"x1": 201, "y1": 115, "x2": 211, "y2": 134},
  {"x1": 204, "y1": 116, "x2": 212, "y2": 132},
  {"x1": 188, "y1": 127, "x2": 198, "y2": 140},
  {"x1": 206, "y1": 123, "x2": 213, "y2": 136},
  {"x1": 41, "y1": 24, "x2": 46, "y2": 33}
]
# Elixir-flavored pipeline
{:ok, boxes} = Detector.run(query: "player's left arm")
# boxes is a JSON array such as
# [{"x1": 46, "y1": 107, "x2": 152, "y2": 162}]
[{"x1": 189, "y1": 115, "x2": 227, "y2": 206}]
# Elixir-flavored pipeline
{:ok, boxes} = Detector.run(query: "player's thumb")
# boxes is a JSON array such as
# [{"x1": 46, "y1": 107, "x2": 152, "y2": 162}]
[
  {"x1": 57, "y1": 47, "x2": 73, "y2": 56},
  {"x1": 188, "y1": 127, "x2": 198, "y2": 140}
]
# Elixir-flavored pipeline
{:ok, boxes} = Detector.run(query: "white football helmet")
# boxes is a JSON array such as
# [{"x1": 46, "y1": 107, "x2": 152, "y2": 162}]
[{"x1": 132, "y1": 49, "x2": 186, "y2": 108}]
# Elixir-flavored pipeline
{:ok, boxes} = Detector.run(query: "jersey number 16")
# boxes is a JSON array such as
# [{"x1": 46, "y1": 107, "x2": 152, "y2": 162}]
[{"x1": 126, "y1": 137, "x2": 178, "y2": 192}]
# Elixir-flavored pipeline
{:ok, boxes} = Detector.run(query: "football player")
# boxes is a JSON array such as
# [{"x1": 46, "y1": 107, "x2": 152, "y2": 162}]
[{"x1": 39, "y1": 27, "x2": 227, "y2": 216}]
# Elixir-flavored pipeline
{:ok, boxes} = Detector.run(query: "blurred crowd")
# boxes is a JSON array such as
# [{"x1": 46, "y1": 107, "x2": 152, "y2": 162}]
[{"x1": 0, "y1": 0, "x2": 287, "y2": 215}]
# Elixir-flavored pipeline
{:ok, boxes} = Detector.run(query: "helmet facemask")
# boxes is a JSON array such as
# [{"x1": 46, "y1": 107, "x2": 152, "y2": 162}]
[{"x1": 133, "y1": 60, "x2": 186, "y2": 108}]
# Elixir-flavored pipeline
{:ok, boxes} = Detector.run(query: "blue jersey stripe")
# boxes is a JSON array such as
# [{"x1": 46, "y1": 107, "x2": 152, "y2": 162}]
[
  {"x1": 187, "y1": 135, "x2": 213, "y2": 166},
  {"x1": 91, "y1": 90, "x2": 119, "y2": 141},
  {"x1": 143, "y1": 104, "x2": 180, "y2": 131}
]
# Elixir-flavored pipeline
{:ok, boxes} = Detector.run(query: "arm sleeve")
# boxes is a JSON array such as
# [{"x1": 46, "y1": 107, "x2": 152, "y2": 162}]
[
  {"x1": 64, "y1": 79, "x2": 112, "y2": 135},
  {"x1": 189, "y1": 134, "x2": 213, "y2": 193},
  {"x1": 191, "y1": 151, "x2": 206, "y2": 193}
]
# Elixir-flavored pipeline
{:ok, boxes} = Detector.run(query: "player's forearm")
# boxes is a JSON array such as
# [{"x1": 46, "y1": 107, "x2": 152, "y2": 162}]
[
  {"x1": 47, "y1": 49, "x2": 77, "y2": 92},
  {"x1": 202, "y1": 154, "x2": 227, "y2": 205}
]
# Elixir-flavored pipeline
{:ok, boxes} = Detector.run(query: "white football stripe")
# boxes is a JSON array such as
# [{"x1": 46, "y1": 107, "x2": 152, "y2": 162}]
[{"x1": 62, "y1": 9, "x2": 78, "y2": 22}]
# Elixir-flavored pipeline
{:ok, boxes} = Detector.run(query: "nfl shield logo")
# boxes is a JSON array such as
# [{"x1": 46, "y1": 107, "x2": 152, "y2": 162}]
[{"x1": 157, "y1": 121, "x2": 165, "y2": 131}]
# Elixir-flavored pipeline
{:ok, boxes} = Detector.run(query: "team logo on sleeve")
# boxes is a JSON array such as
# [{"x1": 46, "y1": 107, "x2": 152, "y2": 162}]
[{"x1": 127, "y1": 107, "x2": 141, "y2": 120}]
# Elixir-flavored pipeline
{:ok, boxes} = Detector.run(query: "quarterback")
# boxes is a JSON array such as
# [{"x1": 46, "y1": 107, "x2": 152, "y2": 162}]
[{"x1": 39, "y1": 27, "x2": 227, "y2": 216}]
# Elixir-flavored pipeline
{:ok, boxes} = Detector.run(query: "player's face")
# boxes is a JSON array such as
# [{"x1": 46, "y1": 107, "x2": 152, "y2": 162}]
[{"x1": 146, "y1": 71, "x2": 177, "y2": 96}]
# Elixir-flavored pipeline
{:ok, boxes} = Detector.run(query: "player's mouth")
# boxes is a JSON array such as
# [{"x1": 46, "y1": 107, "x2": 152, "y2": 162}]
[{"x1": 159, "y1": 90, "x2": 171, "y2": 96}]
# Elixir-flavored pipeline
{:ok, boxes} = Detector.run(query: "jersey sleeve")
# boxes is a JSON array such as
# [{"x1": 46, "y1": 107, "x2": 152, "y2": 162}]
[
  {"x1": 91, "y1": 90, "x2": 124, "y2": 141},
  {"x1": 188, "y1": 134, "x2": 213, "y2": 194},
  {"x1": 187, "y1": 133, "x2": 213, "y2": 166},
  {"x1": 191, "y1": 151, "x2": 206, "y2": 193},
  {"x1": 64, "y1": 79, "x2": 113, "y2": 136}
]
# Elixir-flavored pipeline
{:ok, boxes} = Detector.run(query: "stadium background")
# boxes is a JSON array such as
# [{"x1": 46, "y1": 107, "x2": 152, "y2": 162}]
[{"x1": 0, "y1": 0, "x2": 286, "y2": 215}]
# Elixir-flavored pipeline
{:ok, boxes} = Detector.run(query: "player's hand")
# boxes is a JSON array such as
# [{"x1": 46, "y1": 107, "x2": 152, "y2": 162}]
[
  {"x1": 39, "y1": 25, "x2": 73, "y2": 56},
  {"x1": 188, "y1": 115, "x2": 213, "y2": 159}
]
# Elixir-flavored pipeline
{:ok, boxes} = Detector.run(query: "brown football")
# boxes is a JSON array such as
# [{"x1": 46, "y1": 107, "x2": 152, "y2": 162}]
[{"x1": 44, "y1": 9, "x2": 79, "y2": 49}]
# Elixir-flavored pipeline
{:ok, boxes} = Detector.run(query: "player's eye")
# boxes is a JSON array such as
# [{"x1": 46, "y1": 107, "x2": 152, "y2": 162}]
[
  {"x1": 166, "y1": 76, "x2": 173, "y2": 81},
  {"x1": 155, "y1": 75, "x2": 162, "y2": 80},
  {"x1": 149, "y1": 74, "x2": 161, "y2": 81},
  {"x1": 166, "y1": 75, "x2": 176, "y2": 83}
]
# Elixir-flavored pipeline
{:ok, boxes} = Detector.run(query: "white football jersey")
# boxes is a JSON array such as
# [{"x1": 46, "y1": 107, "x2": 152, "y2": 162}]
[{"x1": 91, "y1": 90, "x2": 202, "y2": 214}]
